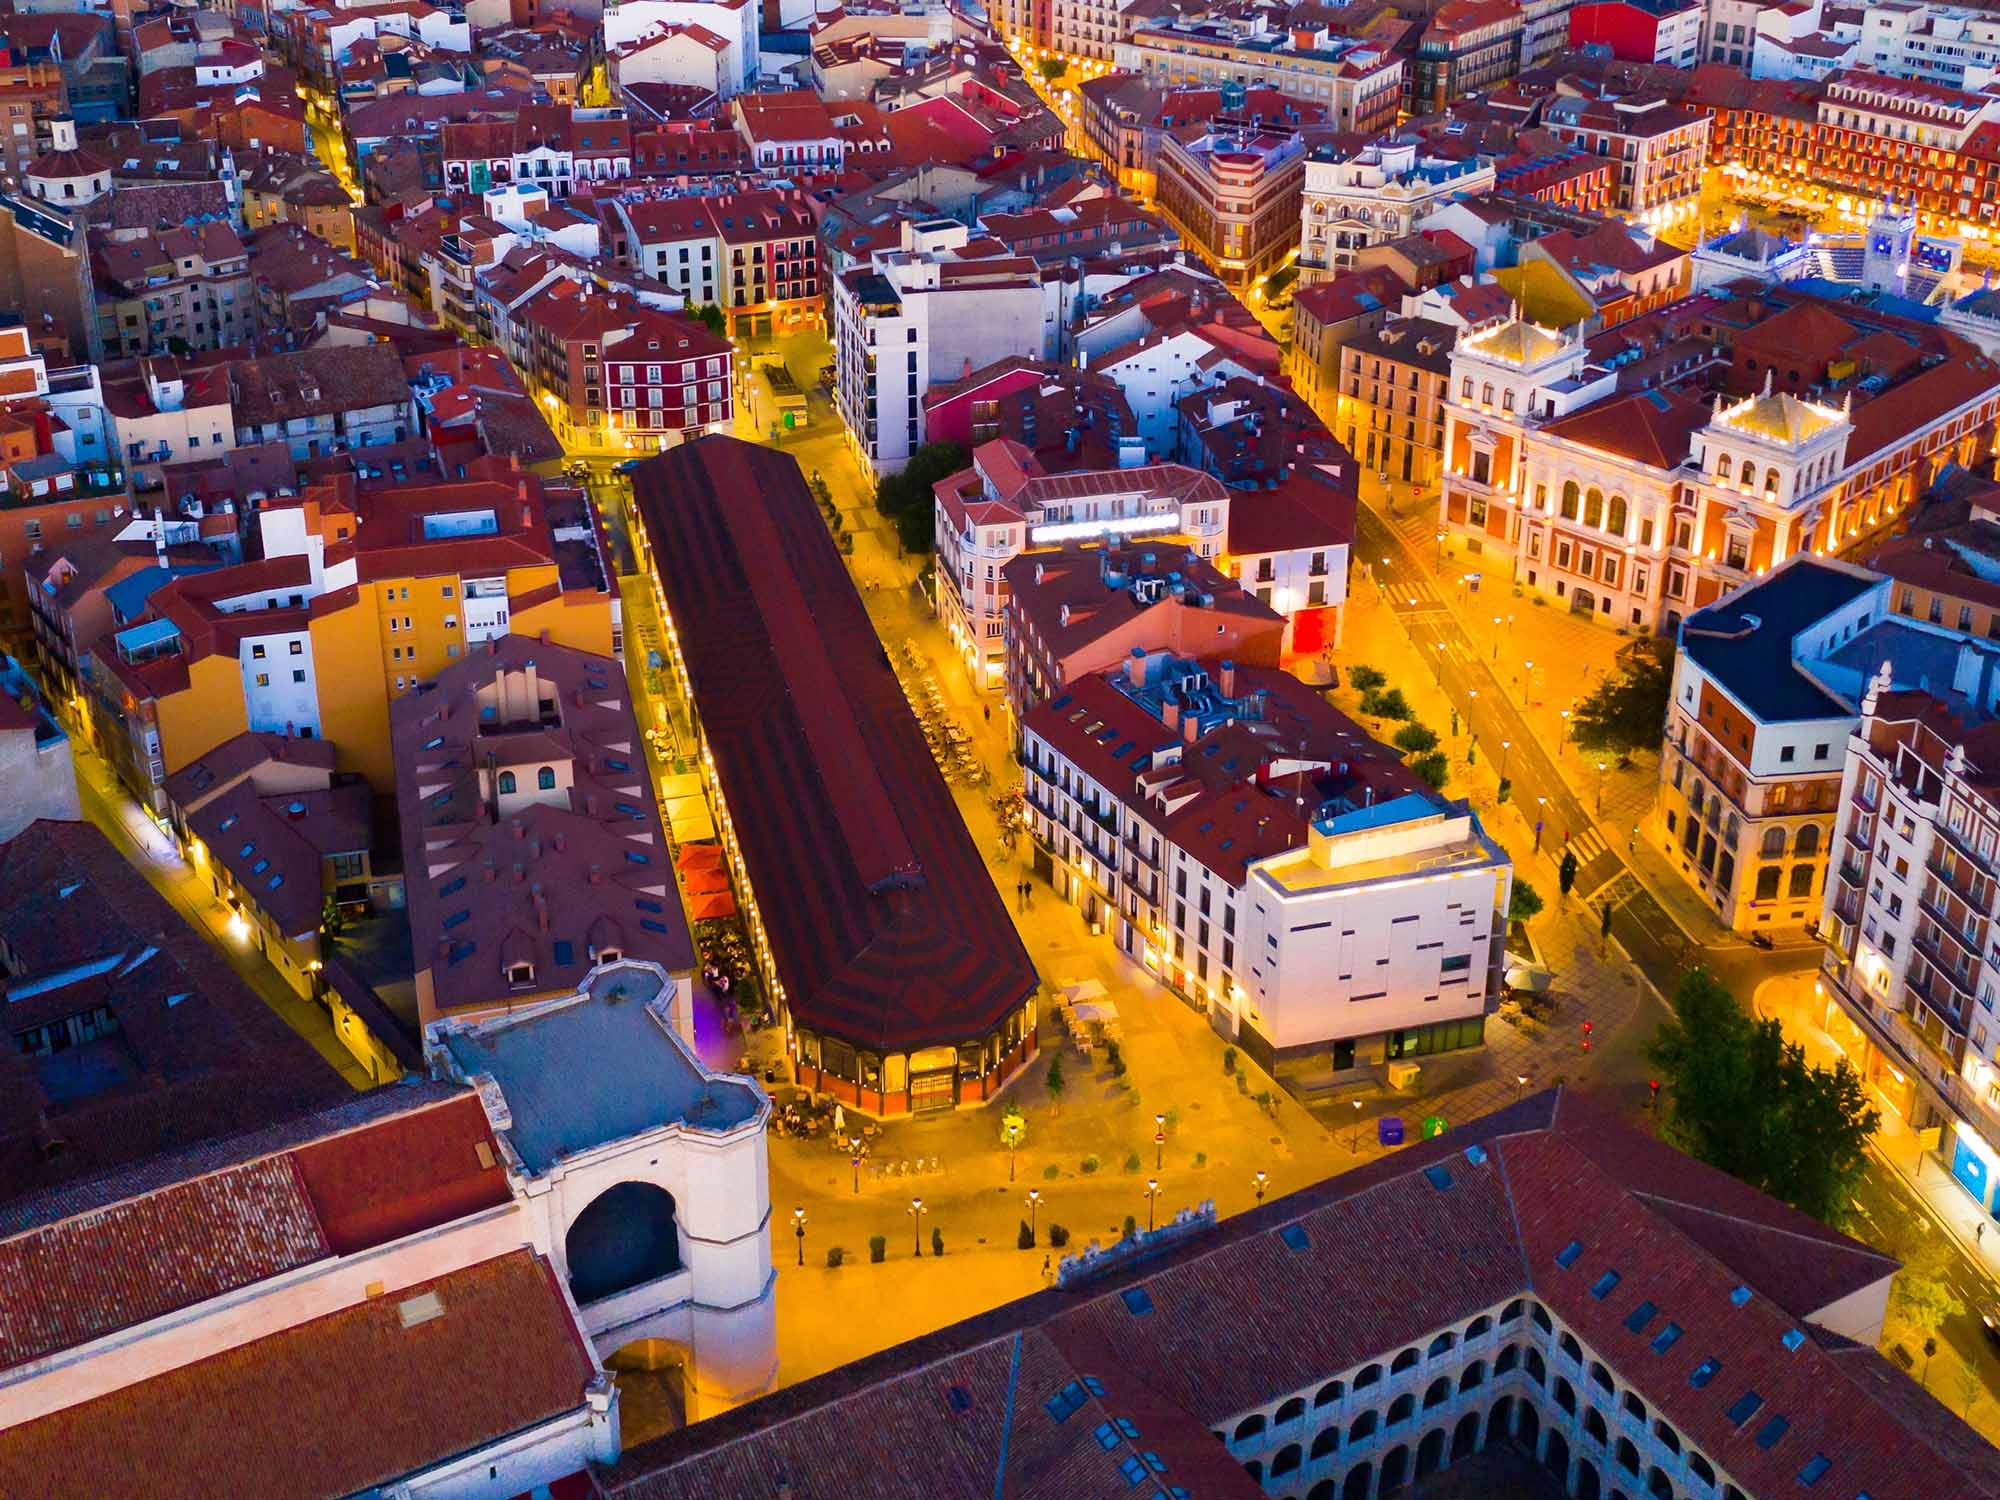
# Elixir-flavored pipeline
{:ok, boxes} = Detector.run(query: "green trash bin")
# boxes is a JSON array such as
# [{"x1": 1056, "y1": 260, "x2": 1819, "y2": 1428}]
[{"x1": 1421, "y1": 1115, "x2": 1448, "y2": 1140}]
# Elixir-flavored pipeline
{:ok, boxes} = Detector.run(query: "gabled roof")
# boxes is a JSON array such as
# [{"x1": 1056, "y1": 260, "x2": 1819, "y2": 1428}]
[{"x1": 1540, "y1": 388, "x2": 1709, "y2": 471}]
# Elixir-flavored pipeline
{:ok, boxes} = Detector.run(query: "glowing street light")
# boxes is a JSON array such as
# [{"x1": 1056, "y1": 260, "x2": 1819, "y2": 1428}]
[
  {"x1": 1026, "y1": 1187, "x2": 1042, "y2": 1242},
  {"x1": 1154, "y1": 1110, "x2": 1167, "y2": 1170},
  {"x1": 792, "y1": 1205, "x2": 807, "y2": 1265},
  {"x1": 1144, "y1": 1177, "x2": 1162, "y2": 1232},
  {"x1": 1253, "y1": 1169, "x2": 1268, "y2": 1205},
  {"x1": 849, "y1": 1135, "x2": 864, "y2": 1194},
  {"x1": 909, "y1": 1196, "x2": 927, "y2": 1256}
]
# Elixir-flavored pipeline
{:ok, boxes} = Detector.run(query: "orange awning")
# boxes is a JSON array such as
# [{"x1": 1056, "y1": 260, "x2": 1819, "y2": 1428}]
[
  {"x1": 676, "y1": 842, "x2": 724, "y2": 871},
  {"x1": 689, "y1": 891, "x2": 737, "y2": 920}
]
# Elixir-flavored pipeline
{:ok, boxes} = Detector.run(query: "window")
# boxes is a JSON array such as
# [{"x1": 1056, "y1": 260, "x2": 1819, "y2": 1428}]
[
  {"x1": 498, "y1": 771, "x2": 517, "y2": 794},
  {"x1": 289, "y1": 640, "x2": 303, "y2": 655},
  {"x1": 537, "y1": 766, "x2": 556, "y2": 790},
  {"x1": 254, "y1": 672, "x2": 270, "y2": 687}
]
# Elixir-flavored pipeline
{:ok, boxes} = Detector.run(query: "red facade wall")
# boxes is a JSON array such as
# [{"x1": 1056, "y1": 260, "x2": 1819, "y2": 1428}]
[{"x1": 1567, "y1": 3, "x2": 1663, "y2": 63}]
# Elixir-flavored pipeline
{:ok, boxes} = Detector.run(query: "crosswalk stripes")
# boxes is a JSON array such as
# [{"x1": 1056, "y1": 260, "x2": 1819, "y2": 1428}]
[{"x1": 1550, "y1": 826, "x2": 1608, "y2": 866}]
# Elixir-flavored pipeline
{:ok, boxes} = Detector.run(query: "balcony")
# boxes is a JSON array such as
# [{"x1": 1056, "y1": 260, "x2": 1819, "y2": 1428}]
[{"x1": 1836, "y1": 860, "x2": 1865, "y2": 889}]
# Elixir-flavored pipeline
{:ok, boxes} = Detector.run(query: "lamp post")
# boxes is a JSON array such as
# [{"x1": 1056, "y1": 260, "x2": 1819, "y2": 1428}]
[
  {"x1": 792, "y1": 1206, "x2": 807, "y2": 1266},
  {"x1": 849, "y1": 1136, "x2": 863, "y2": 1195},
  {"x1": 1253, "y1": 1169, "x2": 1268, "y2": 1206},
  {"x1": 909, "y1": 1196, "x2": 927, "y2": 1256},
  {"x1": 1435, "y1": 528, "x2": 1446, "y2": 567},
  {"x1": 1515, "y1": 1073, "x2": 1529, "y2": 1101},
  {"x1": 1596, "y1": 761, "x2": 1607, "y2": 813},
  {"x1": 1154, "y1": 1111, "x2": 1167, "y2": 1170},
  {"x1": 1491, "y1": 616, "x2": 1501, "y2": 657},
  {"x1": 1350, "y1": 1098, "x2": 1364, "y2": 1152},
  {"x1": 1500, "y1": 740, "x2": 1511, "y2": 780},
  {"x1": 1144, "y1": 1177, "x2": 1161, "y2": 1232},
  {"x1": 1026, "y1": 1187, "x2": 1041, "y2": 1243},
  {"x1": 1559, "y1": 709, "x2": 1570, "y2": 754}
]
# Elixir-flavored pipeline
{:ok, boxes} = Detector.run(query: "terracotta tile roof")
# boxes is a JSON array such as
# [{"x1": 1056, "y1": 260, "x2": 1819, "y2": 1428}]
[
  {"x1": 0, "y1": 1153, "x2": 326, "y2": 1375},
  {"x1": 633, "y1": 437, "x2": 1038, "y2": 1052},
  {"x1": 390, "y1": 634, "x2": 691, "y2": 1015},
  {"x1": 288, "y1": 1090, "x2": 510, "y2": 1254},
  {"x1": 606, "y1": 1090, "x2": 1986, "y2": 1500},
  {"x1": 1540, "y1": 387, "x2": 1710, "y2": 470},
  {"x1": 0, "y1": 1250, "x2": 598, "y2": 1500},
  {"x1": 0, "y1": 821, "x2": 349, "y2": 1201}
]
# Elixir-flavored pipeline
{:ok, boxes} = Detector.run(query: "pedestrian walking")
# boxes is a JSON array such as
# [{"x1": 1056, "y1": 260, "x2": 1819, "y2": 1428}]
[
  {"x1": 983, "y1": 704, "x2": 992, "y2": 722},
  {"x1": 1041, "y1": 1254, "x2": 1054, "y2": 1287},
  {"x1": 1627, "y1": 827, "x2": 1638, "y2": 853}
]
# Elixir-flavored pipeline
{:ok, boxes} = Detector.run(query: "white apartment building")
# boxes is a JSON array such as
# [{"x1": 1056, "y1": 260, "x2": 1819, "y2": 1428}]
[
  {"x1": 602, "y1": 0, "x2": 758, "y2": 90},
  {"x1": 1862, "y1": 2, "x2": 2000, "y2": 90},
  {"x1": 1114, "y1": 16, "x2": 1406, "y2": 130},
  {"x1": 1820, "y1": 662, "x2": 2000, "y2": 1226},
  {"x1": 615, "y1": 198, "x2": 723, "y2": 308},
  {"x1": 830, "y1": 218, "x2": 1044, "y2": 473},
  {"x1": 934, "y1": 441, "x2": 1229, "y2": 689},
  {"x1": 1021, "y1": 651, "x2": 1508, "y2": 1075},
  {"x1": 1299, "y1": 136, "x2": 1496, "y2": 279}
]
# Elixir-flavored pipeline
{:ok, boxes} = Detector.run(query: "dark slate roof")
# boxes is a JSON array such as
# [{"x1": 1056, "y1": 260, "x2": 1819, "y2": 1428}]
[
  {"x1": 631, "y1": 436, "x2": 1039, "y2": 1052},
  {"x1": 1678, "y1": 557, "x2": 1880, "y2": 723},
  {"x1": 604, "y1": 1090, "x2": 1982, "y2": 1500}
]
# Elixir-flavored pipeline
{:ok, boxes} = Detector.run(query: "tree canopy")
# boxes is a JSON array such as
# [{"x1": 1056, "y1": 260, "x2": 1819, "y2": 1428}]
[
  {"x1": 1570, "y1": 643, "x2": 1674, "y2": 758},
  {"x1": 1645, "y1": 969, "x2": 1879, "y2": 1227},
  {"x1": 872, "y1": 441, "x2": 967, "y2": 556}
]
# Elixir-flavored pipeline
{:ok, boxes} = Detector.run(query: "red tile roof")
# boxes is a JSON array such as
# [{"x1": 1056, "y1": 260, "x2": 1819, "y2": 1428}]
[
  {"x1": 0, "y1": 1250, "x2": 598, "y2": 1500},
  {"x1": 289, "y1": 1090, "x2": 510, "y2": 1254},
  {"x1": 633, "y1": 437, "x2": 1038, "y2": 1052},
  {"x1": 0, "y1": 1154, "x2": 327, "y2": 1375},
  {"x1": 605, "y1": 1090, "x2": 1980, "y2": 1500},
  {"x1": 1540, "y1": 388, "x2": 1710, "y2": 470}
]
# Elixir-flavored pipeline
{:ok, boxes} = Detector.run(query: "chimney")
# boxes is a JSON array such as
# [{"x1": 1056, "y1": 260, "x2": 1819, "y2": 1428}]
[
  {"x1": 1162, "y1": 698, "x2": 1180, "y2": 731},
  {"x1": 1219, "y1": 659, "x2": 1236, "y2": 697},
  {"x1": 1183, "y1": 713, "x2": 1199, "y2": 744}
]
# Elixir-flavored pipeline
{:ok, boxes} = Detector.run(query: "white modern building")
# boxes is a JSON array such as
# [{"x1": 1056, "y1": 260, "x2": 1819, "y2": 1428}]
[
  {"x1": 1022, "y1": 650, "x2": 1509, "y2": 1077},
  {"x1": 831, "y1": 218, "x2": 1044, "y2": 473},
  {"x1": 603, "y1": 0, "x2": 758, "y2": 91}
]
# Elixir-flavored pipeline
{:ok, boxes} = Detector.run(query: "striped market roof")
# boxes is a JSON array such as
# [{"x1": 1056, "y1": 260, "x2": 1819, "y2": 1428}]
[{"x1": 631, "y1": 436, "x2": 1038, "y2": 1053}]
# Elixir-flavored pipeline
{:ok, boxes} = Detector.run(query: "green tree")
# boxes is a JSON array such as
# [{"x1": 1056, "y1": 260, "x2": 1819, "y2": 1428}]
[
  {"x1": 320, "y1": 894, "x2": 345, "y2": 940},
  {"x1": 1349, "y1": 664, "x2": 1387, "y2": 693},
  {"x1": 1889, "y1": 1237, "x2": 1965, "y2": 1347},
  {"x1": 1508, "y1": 881, "x2": 1544, "y2": 924},
  {"x1": 1410, "y1": 751, "x2": 1449, "y2": 789},
  {"x1": 1558, "y1": 849, "x2": 1579, "y2": 898},
  {"x1": 1392, "y1": 722, "x2": 1439, "y2": 755},
  {"x1": 874, "y1": 441, "x2": 969, "y2": 525},
  {"x1": 894, "y1": 501, "x2": 934, "y2": 556},
  {"x1": 1646, "y1": 969, "x2": 1880, "y2": 1226},
  {"x1": 1038, "y1": 57, "x2": 1066, "y2": 79},
  {"x1": 693, "y1": 303, "x2": 727, "y2": 336},
  {"x1": 1044, "y1": 1049, "x2": 1066, "y2": 1113},
  {"x1": 1570, "y1": 645, "x2": 1674, "y2": 758}
]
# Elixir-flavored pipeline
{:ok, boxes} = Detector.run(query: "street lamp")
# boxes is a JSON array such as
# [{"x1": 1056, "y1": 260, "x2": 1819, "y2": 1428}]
[
  {"x1": 792, "y1": 1205, "x2": 807, "y2": 1266},
  {"x1": 849, "y1": 1135, "x2": 863, "y2": 1195},
  {"x1": 909, "y1": 1196, "x2": 927, "y2": 1256},
  {"x1": 1500, "y1": 740, "x2": 1511, "y2": 779},
  {"x1": 1154, "y1": 1111, "x2": 1167, "y2": 1170},
  {"x1": 1350, "y1": 1098, "x2": 1364, "y2": 1152},
  {"x1": 1515, "y1": 1073, "x2": 1529, "y2": 1101},
  {"x1": 1559, "y1": 708, "x2": 1570, "y2": 755},
  {"x1": 1026, "y1": 1187, "x2": 1041, "y2": 1243},
  {"x1": 1435, "y1": 527, "x2": 1446, "y2": 567},
  {"x1": 1253, "y1": 1169, "x2": 1268, "y2": 1205},
  {"x1": 1535, "y1": 796, "x2": 1547, "y2": 853},
  {"x1": 1144, "y1": 1177, "x2": 1161, "y2": 1232},
  {"x1": 1492, "y1": 616, "x2": 1502, "y2": 657},
  {"x1": 1596, "y1": 761, "x2": 1607, "y2": 813}
]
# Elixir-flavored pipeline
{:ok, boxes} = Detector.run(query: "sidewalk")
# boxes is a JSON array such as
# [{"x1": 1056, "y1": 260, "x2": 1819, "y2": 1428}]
[
  {"x1": 1371, "y1": 478, "x2": 1736, "y2": 954},
  {"x1": 1759, "y1": 972, "x2": 2000, "y2": 1284}
]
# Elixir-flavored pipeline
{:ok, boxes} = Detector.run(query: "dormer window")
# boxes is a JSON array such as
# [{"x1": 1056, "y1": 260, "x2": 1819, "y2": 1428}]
[{"x1": 507, "y1": 961, "x2": 535, "y2": 985}]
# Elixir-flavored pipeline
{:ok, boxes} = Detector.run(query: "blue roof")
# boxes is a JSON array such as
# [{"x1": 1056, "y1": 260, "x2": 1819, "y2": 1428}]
[
  {"x1": 1317, "y1": 791, "x2": 1437, "y2": 837},
  {"x1": 1679, "y1": 559, "x2": 1877, "y2": 723},
  {"x1": 112, "y1": 617, "x2": 183, "y2": 654},
  {"x1": 439, "y1": 964, "x2": 763, "y2": 1174},
  {"x1": 106, "y1": 563, "x2": 216, "y2": 625}
]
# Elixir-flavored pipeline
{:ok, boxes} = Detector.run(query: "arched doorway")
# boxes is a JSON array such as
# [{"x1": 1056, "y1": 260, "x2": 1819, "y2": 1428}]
[
  {"x1": 1578, "y1": 1458, "x2": 1603, "y2": 1500},
  {"x1": 565, "y1": 1181, "x2": 681, "y2": 1305},
  {"x1": 1571, "y1": 588, "x2": 1597, "y2": 616},
  {"x1": 1451, "y1": 1409, "x2": 1481, "y2": 1461},
  {"x1": 1379, "y1": 1444, "x2": 1409, "y2": 1495},
  {"x1": 1545, "y1": 1430, "x2": 1572, "y2": 1485},
  {"x1": 1340, "y1": 1462, "x2": 1372, "y2": 1500},
  {"x1": 605, "y1": 1337, "x2": 687, "y2": 1448},
  {"x1": 1416, "y1": 1427, "x2": 1445, "y2": 1479},
  {"x1": 1515, "y1": 1402, "x2": 1541, "y2": 1454},
  {"x1": 1488, "y1": 1396, "x2": 1515, "y2": 1447}
]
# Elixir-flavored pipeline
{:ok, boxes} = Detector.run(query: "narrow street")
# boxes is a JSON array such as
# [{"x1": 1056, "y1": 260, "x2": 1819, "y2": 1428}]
[{"x1": 64, "y1": 728, "x2": 373, "y2": 1089}]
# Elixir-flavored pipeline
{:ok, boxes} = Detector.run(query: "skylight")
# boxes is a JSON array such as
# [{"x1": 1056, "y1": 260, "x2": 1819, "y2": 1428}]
[
  {"x1": 1122, "y1": 1287, "x2": 1154, "y2": 1316},
  {"x1": 1650, "y1": 1322, "x2": 1684, "y2": 1354},
  {"x1": 1589, "y1": 1270, "x2": 1620, "y2": 1299},
  {"x1": 1725, "y1": 1391, "x2": 1763, "y2": 1426},
  {"x1": 1280, "y1": 1224, "x2": 1310, "y2": 1252},
  {"x1": 1689, "y1": 1358, "x2": 1720, "y2": 1388},
  {"x1": 1624, "y1": 1301, "x2": 1657, "y2": 1334},
  {"x1": 1798, "y1": 1455, "x2": 1831, "y2": 1486},
  {"x1": 1753, "y1": 1415, "x2": 1789, "y2": 1449},
  {"x1": 1423, "y1": 1164, "x2": 1454, "y2": 1191},
  {"x1": 1554, "y1": 1240, "x2": 1583, "y2": 1268}
]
